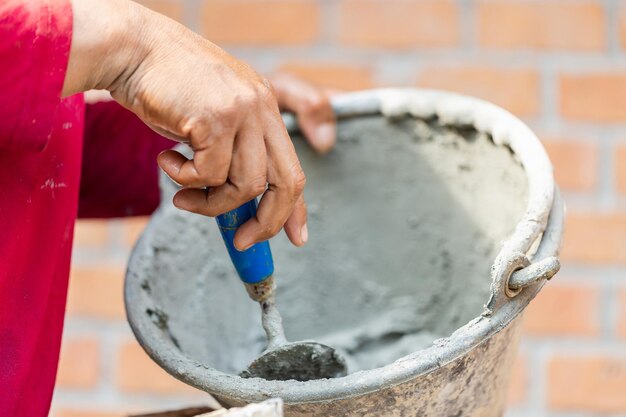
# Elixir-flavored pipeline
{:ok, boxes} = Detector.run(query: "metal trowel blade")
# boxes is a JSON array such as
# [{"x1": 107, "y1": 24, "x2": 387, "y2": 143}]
[{"x1": 240, "y1": 341, "x2": 347, "y2": 381}]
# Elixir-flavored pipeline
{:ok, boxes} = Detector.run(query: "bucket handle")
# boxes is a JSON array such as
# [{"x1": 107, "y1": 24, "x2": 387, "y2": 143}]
[{"x1": 484, "y1": 186, "x2": 565, "y2": 316}]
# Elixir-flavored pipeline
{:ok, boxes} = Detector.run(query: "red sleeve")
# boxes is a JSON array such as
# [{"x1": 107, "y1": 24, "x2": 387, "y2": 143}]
[
  {"x1": 0, "y1": 0, "x2": 73, "y2": 152},
  {"x1": 78, "y1": 100, "x2": 173, "y2": 218}
]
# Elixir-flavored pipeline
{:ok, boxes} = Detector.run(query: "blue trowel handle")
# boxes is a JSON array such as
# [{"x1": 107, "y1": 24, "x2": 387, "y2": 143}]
[{"x1": 215, "y1": 199, "x2": 274, "y2": 284}]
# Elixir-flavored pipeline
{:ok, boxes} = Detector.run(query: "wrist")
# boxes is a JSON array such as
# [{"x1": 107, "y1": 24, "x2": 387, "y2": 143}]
[{"x1": 63, "y1": 0, "x2": 150, "y2": 96}]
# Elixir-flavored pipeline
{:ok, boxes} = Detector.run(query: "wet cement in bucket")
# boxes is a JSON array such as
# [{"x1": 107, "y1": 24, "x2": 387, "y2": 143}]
[{"x1": 134, "y1": 115, "x2": 528, "y2": 380}]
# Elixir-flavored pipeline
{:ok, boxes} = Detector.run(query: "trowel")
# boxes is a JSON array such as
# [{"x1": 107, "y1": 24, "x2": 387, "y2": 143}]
[{"x1": 216, "y1": 199, "x2": 348, "y2": 381}]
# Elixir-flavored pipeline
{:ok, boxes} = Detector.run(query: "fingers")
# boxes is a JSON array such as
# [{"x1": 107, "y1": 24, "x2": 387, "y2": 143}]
[
  {"x1": 283, "y1": 194, "x2": 308, "y2": 245},
  {"x1": 156, "y1": 128, "x2": 234, "y2": 188},
  {"x1": 233, "y1": 111, "x2": 307, "y2": 250},
  {"x1": 234, "y1": 178, "x2": 307, "y2": 250},
  {"x1": 172, "y1": 119, "x2": 268, "y2": 216},
  {"x1": 154, "y1": 73, "x2": 313, "y2": 249},
  {"x1": 161, "y1": 105, "x2": 307, "y2": 250},
  {"x1": 270, "y1": 73, "x2": 337, "y2": 154},
  {"x1": 300, "y1": 111, "x2": 336, "y2": 155}
]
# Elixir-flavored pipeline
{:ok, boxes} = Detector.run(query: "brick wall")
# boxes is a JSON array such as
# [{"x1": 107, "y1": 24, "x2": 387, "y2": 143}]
[{"x1": 51, "y1": 0, "x2": 626, "y2": 416}]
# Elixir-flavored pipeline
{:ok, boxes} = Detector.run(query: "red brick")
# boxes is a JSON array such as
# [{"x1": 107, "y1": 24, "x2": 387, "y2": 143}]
[
  {"x1": 66, "y1": 266, "x2": 126, "y2": 319},
  {"x1": 277, "y1": 63, "x2": 374, "y2": 91},
  {"x1": 339, "y1": 0, "x2": 460, "y2": 48},
  {"x1": 116, "y1": 341, "x2": 201, "y2": 394},
  {"x1": 618, "y1": 289, "x2": 626, "y2": 339},
  {"x1": 478, "y1": 0, "x2": 605, "y2": 51},
  {"x1": 549, "y1": 355, "x2": 626, "y2": 412},
  {"x1": 418, "y1": 66, "x2": 540, "y2": 117},
  {"x1": 614, "y1": 145, "x2": 626, "y2": 195},
  {"x1": 507, "y1": 354, "x2": 527, "y2": 406},
  {"x1": 560, "y1": 73, "x2": 626, "y2": 122},
  {"x1": 522, "y1": 283, "x2": 600, "y2": 337},
  {"x1": 542, "y1": 139, "x2": 599, "y2": 192},
  {"x1": 200, "y1": 0, "x2": 319, "y2": 45},
  {"x1": 56, "y1": 337, "x2": 100, "y2": 389},
  {"x1": 562, "y1": 212, "x2": 626, "y2": 264},
  {"x1": 135, "y1": 0, "x2": 184, "y2": 22},
  {"x1": 73, "y1": 220, "x2": 109, "y2": 248},
  {"x1": 122, "y1": 217, "x2": 150, "y2": 247}
]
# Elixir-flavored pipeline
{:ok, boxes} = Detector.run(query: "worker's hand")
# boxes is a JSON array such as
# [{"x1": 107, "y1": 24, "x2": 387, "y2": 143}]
[
  {"x1": 269, "y1": 73, "x2": 337, "y2": 154},
  {"x1": 64, "y1": 0, "x2": 307, "y2": 250}
]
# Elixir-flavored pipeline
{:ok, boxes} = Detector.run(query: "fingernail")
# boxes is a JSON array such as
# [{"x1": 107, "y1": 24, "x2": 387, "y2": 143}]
[
  {"x1": 172, "y1": 194, "x2": 184, "y2": 209},
  {"x1": 238, "y1": 241, "x2": 254, "y2": 252},
  {"x1": 300, "y1": 223, "x2": 308, "y2": 244}
]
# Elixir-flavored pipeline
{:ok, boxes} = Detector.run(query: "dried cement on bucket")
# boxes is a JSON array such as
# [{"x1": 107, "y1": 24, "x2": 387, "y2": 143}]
[{"x1": 133, "y1": 114, "x2": 528, "y2": 381}]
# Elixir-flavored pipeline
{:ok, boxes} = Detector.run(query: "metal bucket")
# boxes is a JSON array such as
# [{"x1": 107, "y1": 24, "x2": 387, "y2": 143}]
[{"x1": 125, "y1": 89, "x2": 564, "y2": 416}]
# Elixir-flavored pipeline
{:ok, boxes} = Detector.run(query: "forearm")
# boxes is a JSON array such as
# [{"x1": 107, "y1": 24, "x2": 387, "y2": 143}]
[
  {"x1": 63, "y1": 0, "x2": 148, "y2": 97},
  {"x1": 62, "y1": 0, "x2": 309, "y2": 248}
]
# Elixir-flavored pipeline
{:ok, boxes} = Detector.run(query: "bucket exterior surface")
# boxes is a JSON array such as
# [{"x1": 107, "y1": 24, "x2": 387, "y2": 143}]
[{"x1": 125, "y1": 89, "x2": 564, "y2": 416}]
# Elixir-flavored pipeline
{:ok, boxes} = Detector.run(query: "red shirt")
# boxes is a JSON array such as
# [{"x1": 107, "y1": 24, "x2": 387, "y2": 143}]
[{"x1": 0, "y1": 1, "x2": 171, "y2": 415}]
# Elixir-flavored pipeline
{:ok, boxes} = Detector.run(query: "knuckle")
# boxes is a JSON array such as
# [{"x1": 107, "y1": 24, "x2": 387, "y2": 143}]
[
  {"x1": 236, "y1": 87, "x2": 259, "y2": 109},
  {"x1": 213, "y1": 103, "x2": 239, "y2": 126},
  {"x1": 246, "y1": 175, "x2": 267, "y2": 197},
  {"x1": 257, "y1": 81, "x2": 276, "y2": 105},
  {"x1": 261, "y1": 222, "x2": 282, "y2": 238},
  {"x1": 214, "y1": 89, "x2": 257, "y2": 123},
  {"x1": 260, "y1": 76, "x2": 276, "y2": 96},
  {"x1": 184, "y1": 118, "x2": 214, "y2": 147},
  {"x1": 203, "y1": 173, "x2": 228, "y2": 186},
  {"x1": 301, "y1": 93, "x2": 329, "y2": 115},
  {"x1": 206, "y1": 115, "x2": 237, "y2": 140},
  {"x1": 200, "y1": 196, "x2": 221, "y2": 216},
  {"x1": 290, "y1": 166, "x2": 307, "y2": 195},
  {"x1": 278, "y1": 162, "x2": 306, "y2": 196},
  {"x1": 234, "y1": 174, "x2": 267, "y2": 198}
]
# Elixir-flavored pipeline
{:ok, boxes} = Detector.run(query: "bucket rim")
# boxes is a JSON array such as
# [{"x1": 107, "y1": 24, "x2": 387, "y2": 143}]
[{"x1": 125, "y1": 88, "x2": 564, "y2": 404}]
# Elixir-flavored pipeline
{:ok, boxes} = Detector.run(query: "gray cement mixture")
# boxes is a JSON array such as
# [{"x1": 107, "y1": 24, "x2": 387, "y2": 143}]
[{"x1": 133, "y1": 115, "x2": 528, "y2": 380}]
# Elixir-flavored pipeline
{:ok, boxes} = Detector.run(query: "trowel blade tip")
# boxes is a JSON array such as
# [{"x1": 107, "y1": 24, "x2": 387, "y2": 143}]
[{"x1": 240, "y1": 341, "x2": 348, "y2": 382}]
